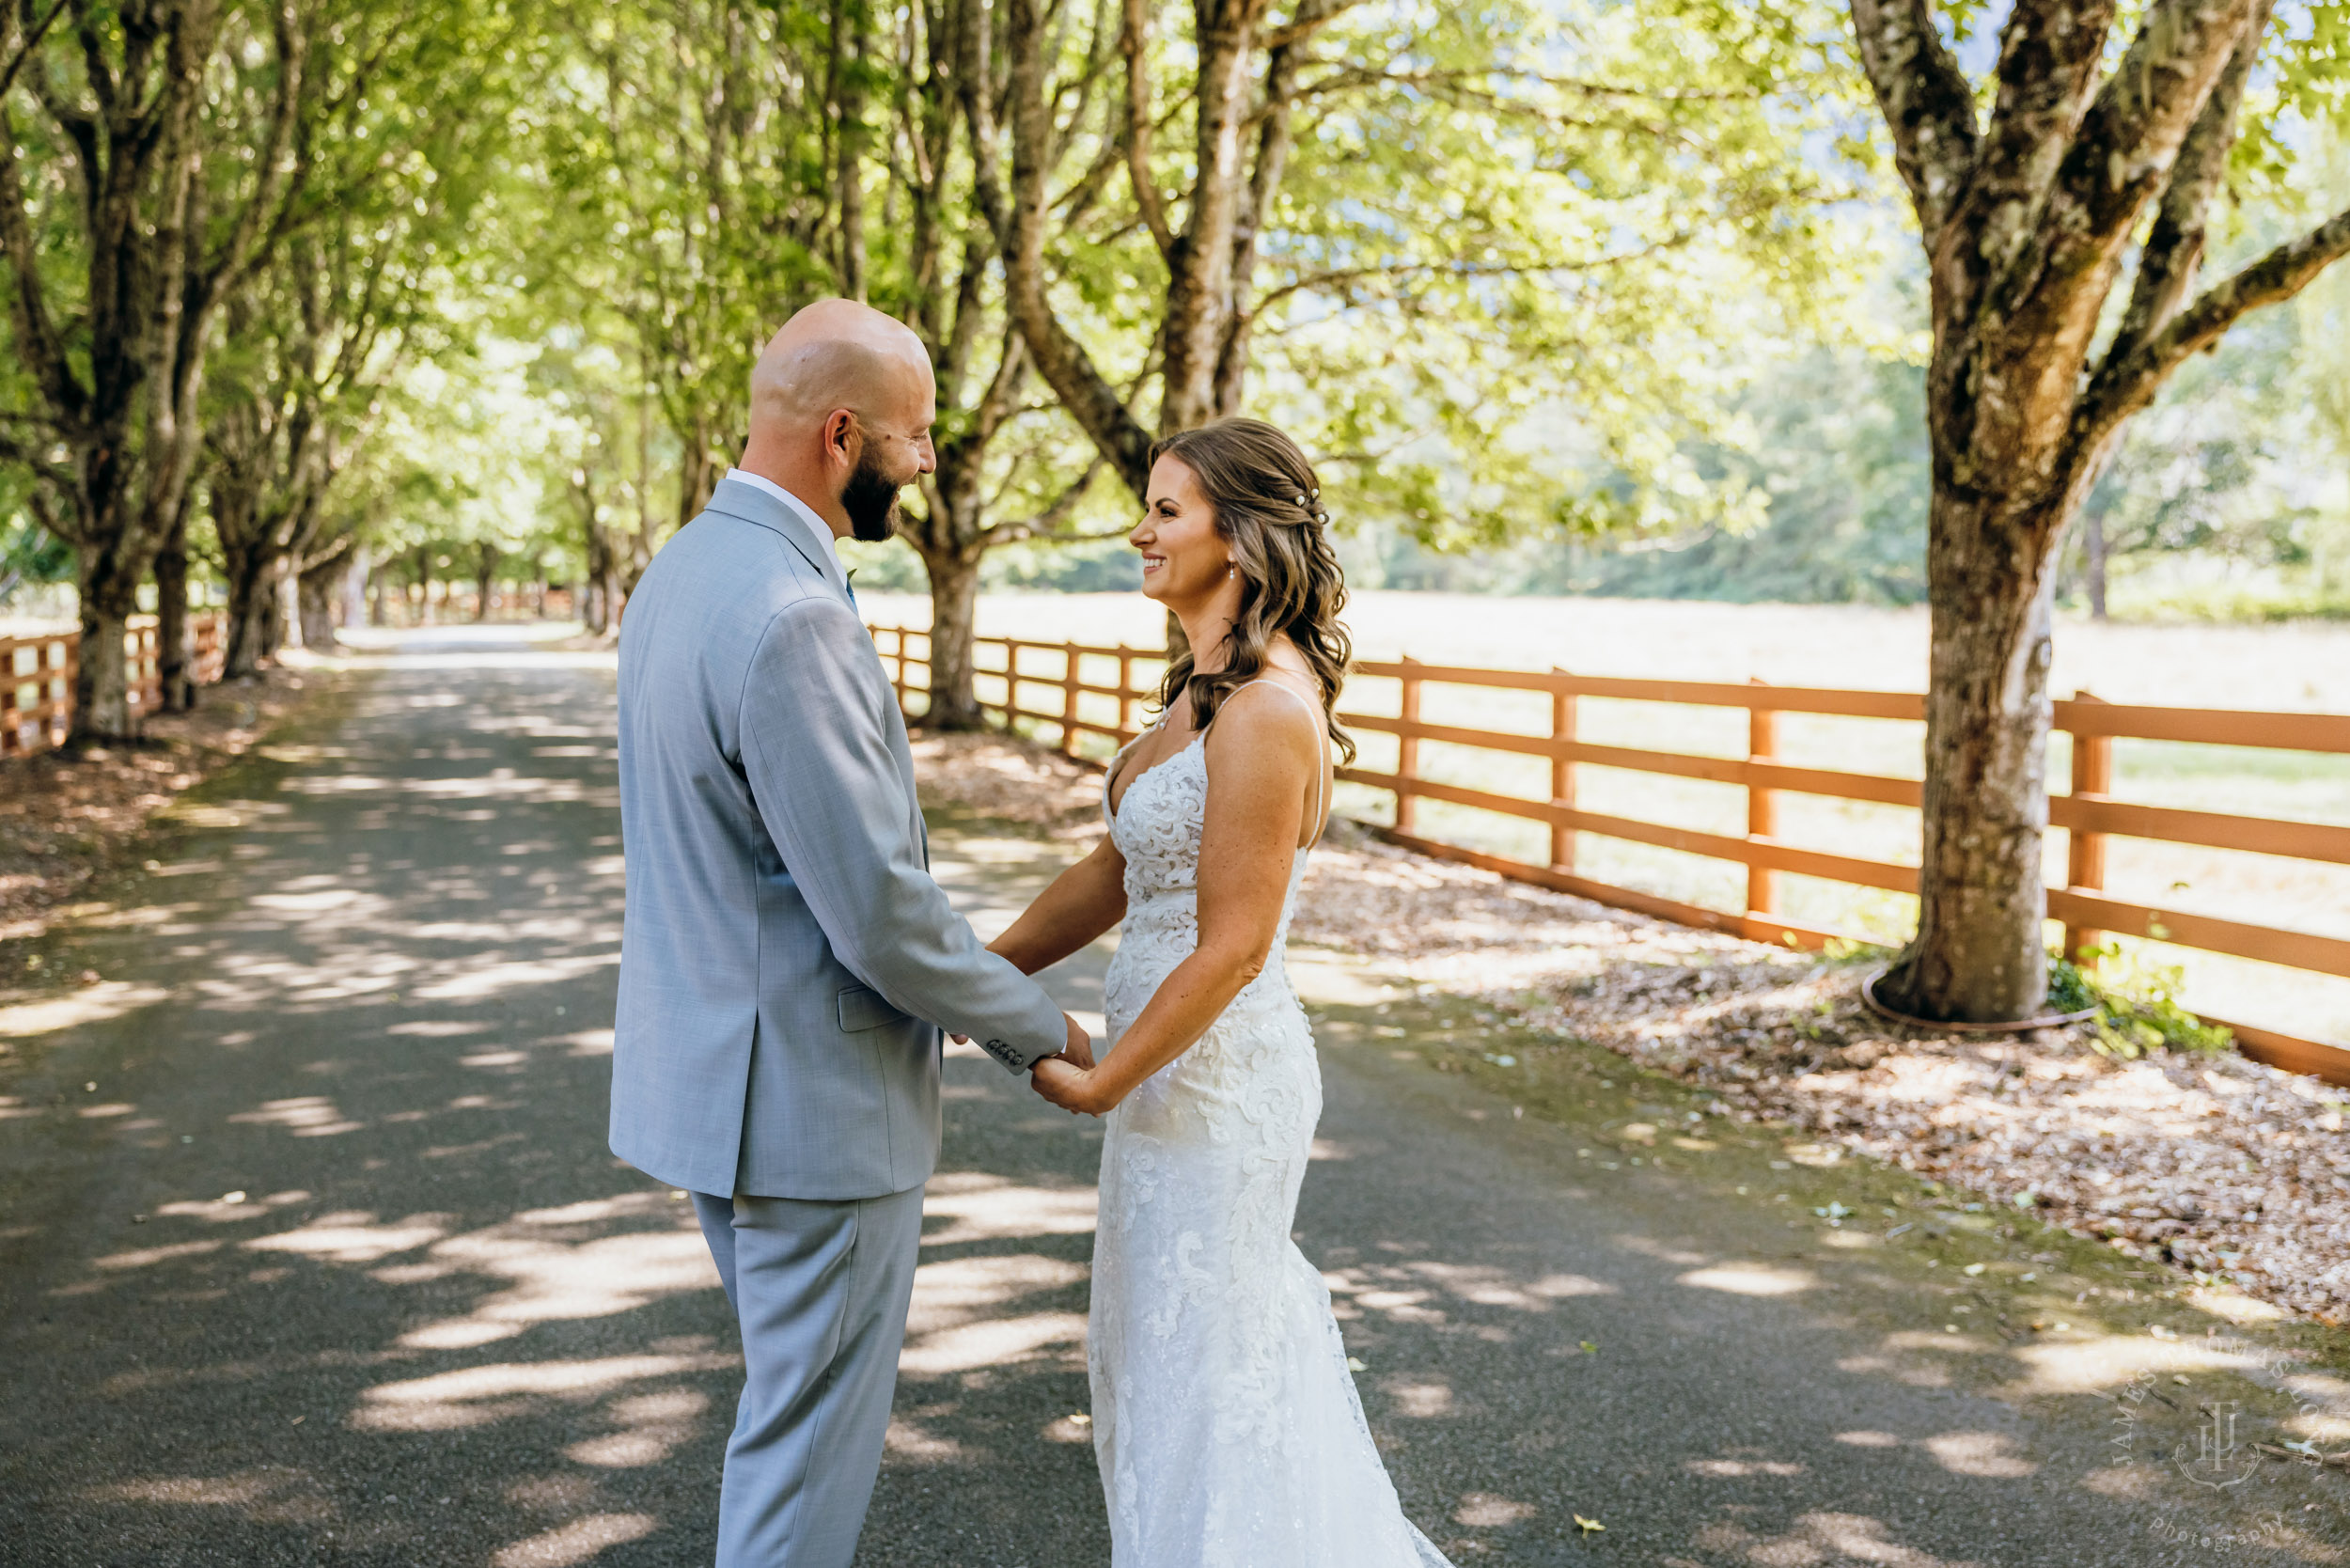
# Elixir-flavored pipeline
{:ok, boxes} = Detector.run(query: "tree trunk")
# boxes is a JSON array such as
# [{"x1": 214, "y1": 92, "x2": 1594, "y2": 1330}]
[
  {"x1": 221, "y1": 541, "x2": 281, "y2": 679},
  {"x1": 919, "y1": 547, "x2": 988, "y2": 729},
  {"x1": 340, "y1": 546, "x2": 369, "y2": 631},
  {"x1": 368, "y1": 569, "x2": 387, "y2": 627},
  {"x1": 830, "y1": 0, "x2": 870, "y2": 302},
  {"x1": 266, "y1": 568, "x2": 294, "y2": 655},
  {"x1": 416, "y1": 545, "x2": 435, "y2": 626},
  {"x1": 298, "y1": 557, "x2": 341, "y2": 651},
  {"x1": 581, "y1": 511, "x2": 619, "y2": 636},
  {"x1": 473, "y1": 543, "x2": 499, "y2": 622},
  {"x1": 2081, "y1": 510, "x2": 2109, "y2": 619},
  {"x1": 1877, "y1": 489, "x2": 2063, "y2": 1023},
  {"x1": 677, "y1": 437, "x2": 721, "y2": 541},
  {"x1": 154, "y1": 507, "x2": 198, "y2": 713},
  {"x1": 72, "y1": 541, "x2": 142, "y2": 743},
  {"x1": 596, "y1": 568, "x2": 624, "y2": 635},
  {"x1": 1841, "y1": 0, "x2": 2350, "y2": 1025}
]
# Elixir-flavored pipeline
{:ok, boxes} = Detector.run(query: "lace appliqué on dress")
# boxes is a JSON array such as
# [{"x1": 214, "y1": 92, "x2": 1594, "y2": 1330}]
[{"x1": 1089, "y1": 725, "x2": 1457, "y2": 1568}]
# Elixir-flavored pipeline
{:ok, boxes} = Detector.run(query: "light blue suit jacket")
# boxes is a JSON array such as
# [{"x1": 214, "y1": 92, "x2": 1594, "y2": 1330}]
[{"x1": 611, "y1": 476, "x2": 1066, "y2": 1200}]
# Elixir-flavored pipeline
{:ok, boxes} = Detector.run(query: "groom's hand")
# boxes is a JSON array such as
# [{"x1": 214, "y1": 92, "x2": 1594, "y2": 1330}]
[
  {"x1": 1055, "y1": 1012, "x2": 1095, "y2": 1072},
  {"x1": 1030, "y1": 1056, "x2": 1106, "y2": 1117}
]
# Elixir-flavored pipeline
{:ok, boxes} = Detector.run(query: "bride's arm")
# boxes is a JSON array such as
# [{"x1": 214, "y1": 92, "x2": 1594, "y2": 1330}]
[
  {"x1": 1032, "y1": 691, "x2": 1317, "y2": 1115},
  {"x1": 988, "y1": 834, "x2": 1130, "y2": 976}
]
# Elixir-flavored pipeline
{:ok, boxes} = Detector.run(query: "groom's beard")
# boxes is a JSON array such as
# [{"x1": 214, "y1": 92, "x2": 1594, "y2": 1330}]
[{"x1": 841, "y1": 450, "x2": 904, "y2": 543}]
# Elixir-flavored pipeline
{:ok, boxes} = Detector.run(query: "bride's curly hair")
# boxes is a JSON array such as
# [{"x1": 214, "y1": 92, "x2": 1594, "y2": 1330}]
[{"x1": 1150, "y1": 418, "x2": 1355, "y2": 764}]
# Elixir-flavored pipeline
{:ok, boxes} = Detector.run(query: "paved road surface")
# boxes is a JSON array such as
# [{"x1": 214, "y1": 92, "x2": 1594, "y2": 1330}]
[{"x1": 1, "y1": 632, "x2": 2340, "y2": 1567}]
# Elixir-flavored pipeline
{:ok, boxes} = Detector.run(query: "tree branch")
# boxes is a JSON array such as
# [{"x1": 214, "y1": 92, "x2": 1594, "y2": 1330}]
[
  {"x1": 1249, "y1": 241, "x2": 1704, "y2": 314},
  {"x1": 0, "y1": 0, "x2": 69, "y2": 101},
  {"x1": 957, "y1": 0, "x2": 1009, "y2": 240},
  {"x1": 0, "y1": 111, "x2": 86, "y2": 426},
  {"x1": 1118, "y1": 0, "x2": 1173, "y2": 258},
  {"x1": 1260, "y1": 0, "x2": 1358, "y2": 49},
  {"x1": 995, "y1": 0, "x2": 1154, "y2": 495},
  {"x1": 2104, "y1": 0, "x2": 2272, "y2": 369},
  {"x1": 2077, "y1": 201, "x2": 2350, "y2": 455},
  {"x1": 1847, "y1": 0, "x2": 1981, "y2": 243},
  {"x1": 71, "y1": 0, "x2": 118, "y2": 120},
  {"x1": 2048, "y1": 0, "x2": 2262, "y2": 257},
  {"x1": 1216, "y1": 0, "x2": 1340, "y2": 414},
  {"x1": 982, "y1": 455, "x2": 1108, "y2": 544},
  {"x1": 198, "y1": 0, "x2": 310, "y2": 311},
  {"x1": 1962, "y1": 0, "x2": 2122, "y2": 252},
  {"x1": 972, "y1": 327, "x2": 1030, "y2": 445}
]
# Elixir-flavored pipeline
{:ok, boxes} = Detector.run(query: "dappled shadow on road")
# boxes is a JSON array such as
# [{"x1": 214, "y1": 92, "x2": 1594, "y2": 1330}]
[
  {"x1": 0, "y1": 651, "x2": 745, "y2": 1567},
  {"x1": 1275, "y1": 994, "x2": 2350, "y2": 1566},
  {"x1": 4, "y1": 646, "x2": 2345, "y2": 1567}
]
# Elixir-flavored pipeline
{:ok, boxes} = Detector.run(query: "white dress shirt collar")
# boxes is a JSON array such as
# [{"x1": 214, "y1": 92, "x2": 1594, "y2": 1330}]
[{"x1": 725, "y1": 468, "x2": 842, "y2": 568}]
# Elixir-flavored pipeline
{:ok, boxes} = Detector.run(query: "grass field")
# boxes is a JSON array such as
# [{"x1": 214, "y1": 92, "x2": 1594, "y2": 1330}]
[{"x1": 864, "y1": 589, "x2": 2350, "y2": 1048}]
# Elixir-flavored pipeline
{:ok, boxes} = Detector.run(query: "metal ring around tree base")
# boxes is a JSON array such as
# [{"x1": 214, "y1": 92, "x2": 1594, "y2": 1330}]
[{"x1": 1859, "y1": 970, "x2": 2100, "y2": 1035}]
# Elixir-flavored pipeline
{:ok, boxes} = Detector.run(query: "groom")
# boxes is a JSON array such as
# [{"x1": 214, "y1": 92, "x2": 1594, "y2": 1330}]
[{"x1": 612, "y1": 298, "x2": 1091, "y2": 1567}]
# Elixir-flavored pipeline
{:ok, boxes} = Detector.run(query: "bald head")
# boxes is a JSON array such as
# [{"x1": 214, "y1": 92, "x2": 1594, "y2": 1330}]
[
  {"x1": 737, "y1": 299, "x2": 937, "y2": 543},
  {"x1": 750, "y1": 299, "x2": 932, "y2": 431}
]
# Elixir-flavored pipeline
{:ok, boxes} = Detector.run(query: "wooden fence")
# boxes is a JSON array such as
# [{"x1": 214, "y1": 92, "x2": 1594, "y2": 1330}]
[
  {"x1": 1, "y1": 614, "x2": 227, "y2": 758},
  {"x1": 871, "y1": 622, "x2": 2350, "y2": 1089}
]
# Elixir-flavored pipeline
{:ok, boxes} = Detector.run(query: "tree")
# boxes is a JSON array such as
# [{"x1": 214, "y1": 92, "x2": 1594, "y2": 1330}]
[
  {"x1": 198, "y1": 0, "x2": 525, "y2": 675},
  {"x1": 532, "y1": 0, "x2": 853, "y2": 541},
  {"x1": 524, "y1": 337, "x2": 672, "y2": 635},
  {"x1": 975, "y1": 0, "x2": 1879, "y2": 658},
  {"x1": 880, "y1": 0, "x2": 1113, "y2": 726},
  {"x1": 0, "y1": 0, "x2": 306, "y2": 738},
  {"x1": 1848, "y1": 0, "x2": 2350, "y2": 1021}
]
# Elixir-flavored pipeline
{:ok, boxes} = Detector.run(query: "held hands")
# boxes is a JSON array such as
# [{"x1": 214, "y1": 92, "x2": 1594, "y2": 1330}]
[
  {"x1": 956, "y1": 1013, "x2": 1094, "y2": 1077},
  {"x1": 1030, "y1": 1011, "x2": 1112, "y2": 1115},
  {"x1": 1057, "y1": 1011, "x2": 1095, "y2": 1071},
  {"x1": 1030, "y1": 1055, "x2": 1116, "y2": 1117}
]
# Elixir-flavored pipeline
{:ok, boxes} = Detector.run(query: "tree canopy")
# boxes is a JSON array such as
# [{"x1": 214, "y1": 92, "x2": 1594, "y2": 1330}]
[{"x1": 2, "y1": 0, "x2": 2346, "y2": 729}]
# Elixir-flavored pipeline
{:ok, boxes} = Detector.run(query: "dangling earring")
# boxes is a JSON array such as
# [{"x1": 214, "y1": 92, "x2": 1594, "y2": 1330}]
[{"x1": 1226, "y1": 562, "x2": 1236, "y2": 581}]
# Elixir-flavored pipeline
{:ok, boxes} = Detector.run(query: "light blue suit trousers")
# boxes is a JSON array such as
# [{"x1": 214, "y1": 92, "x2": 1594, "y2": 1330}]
[{"x1": 694, "y1": 1186, "x2": 927, "y2": 1568}]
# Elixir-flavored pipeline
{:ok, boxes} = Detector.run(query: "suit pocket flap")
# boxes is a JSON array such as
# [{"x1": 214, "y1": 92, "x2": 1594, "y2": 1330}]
[{"x1": 837, "y1": 983, "x2": 908, "y2": 1033}]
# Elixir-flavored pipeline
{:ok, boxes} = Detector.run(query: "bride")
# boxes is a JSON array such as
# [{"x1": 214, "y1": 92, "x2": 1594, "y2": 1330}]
[{"x1": 986, "y1": 418, "x2": 1456, "y2": 1566}]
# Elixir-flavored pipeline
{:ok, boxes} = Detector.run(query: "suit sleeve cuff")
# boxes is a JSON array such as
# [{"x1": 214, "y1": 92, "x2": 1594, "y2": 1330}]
[{"x1": 973, "y1": 991, "x2": 1070, "y2": 1074}]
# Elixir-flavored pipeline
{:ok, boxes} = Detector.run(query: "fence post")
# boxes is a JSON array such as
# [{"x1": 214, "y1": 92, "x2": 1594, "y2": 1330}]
[
  {"x1": 1117, "y1": 646, "x2": 1136, "y2": 745},
  {"x1": 1395, "y1": 655, "x2": 1421, "y2": 835},
  {"x1": 60, "y1": 633, "x2": 77, "y2": 749},
  {"x1": 2, "y1": 637, "x2": 20, "y2": 757},
  {"x1": 1549, "y1": 667, "x2": 1575, "y2": 871},
  {"x1": 2063, "y1": 690, "x2": 2112, "y2": 962},
  {"x1": 1747, "y1": 676, "x2": 1779, "y2": 917},
  {"x1": 894, "y1": 629, "x2": 910, "y2": 715},
  {"x1": 1060, "y1": 641, "x2": 1081, "y2": 757}
]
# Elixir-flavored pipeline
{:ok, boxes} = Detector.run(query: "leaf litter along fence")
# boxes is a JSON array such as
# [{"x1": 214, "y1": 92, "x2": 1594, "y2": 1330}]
[
  {"x1": 0, "y1": 614, "x2": 227, "y2": 758},
  {"x1": 870, "y1": 622, "x2": 2350, "y2": 1090}
]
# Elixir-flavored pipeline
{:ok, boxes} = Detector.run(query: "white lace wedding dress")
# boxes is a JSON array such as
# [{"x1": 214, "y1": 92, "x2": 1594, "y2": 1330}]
[{"x1": 1089, "y1": 685, "x2": 1455, "y2": 1567}]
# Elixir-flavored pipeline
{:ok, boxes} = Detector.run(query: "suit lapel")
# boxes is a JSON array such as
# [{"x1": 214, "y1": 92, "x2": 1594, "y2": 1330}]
[{"x1": 700, "y1": 478, "x2": 855, "y2": 607}]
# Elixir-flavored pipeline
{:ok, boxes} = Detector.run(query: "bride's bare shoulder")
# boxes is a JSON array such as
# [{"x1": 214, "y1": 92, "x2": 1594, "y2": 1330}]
[{"x1": 1203, "y1": 676, "x2": 1323, "y2": 767}]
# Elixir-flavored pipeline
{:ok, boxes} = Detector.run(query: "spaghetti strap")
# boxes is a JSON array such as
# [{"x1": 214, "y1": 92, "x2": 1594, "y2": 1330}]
[{"x1": 1214, "y1": 678, "x2": 1330, "y2": 849}]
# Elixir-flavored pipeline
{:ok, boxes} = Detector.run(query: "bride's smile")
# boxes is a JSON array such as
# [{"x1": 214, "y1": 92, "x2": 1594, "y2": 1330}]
[{"x1": 1130, "y1": 458, "x2": 1242, "y2": 614}]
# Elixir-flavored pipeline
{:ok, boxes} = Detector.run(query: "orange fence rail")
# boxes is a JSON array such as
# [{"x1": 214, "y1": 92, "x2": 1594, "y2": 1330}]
[
  {"x1": 873, "y1": 623, "x2": 2350, "y2": 1088},
  {"x1": 1, "y1": 613, "x2": 227, "y2": 758},
  {"x1": 871, "y1": 624, "x2": 1165, "y2": 758}
]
